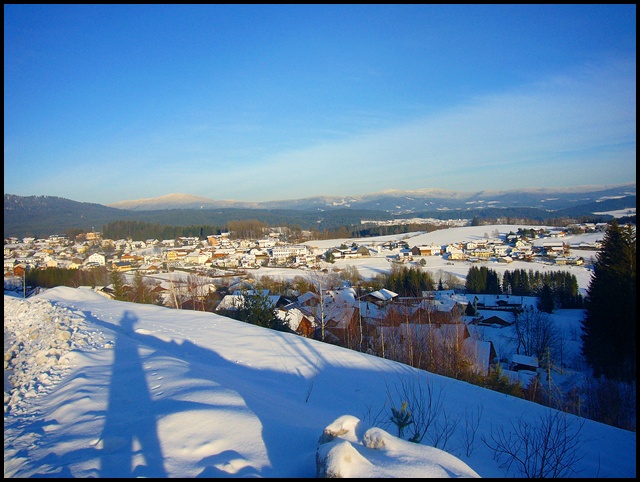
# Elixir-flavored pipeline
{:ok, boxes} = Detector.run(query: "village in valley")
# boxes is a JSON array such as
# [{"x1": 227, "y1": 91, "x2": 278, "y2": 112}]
[
  {"x1": 4, "y1": 221, "x2": 605, "y2": 280},
  {"x1": 4, "y1": 220, "x2": 606, "y2": 403}
]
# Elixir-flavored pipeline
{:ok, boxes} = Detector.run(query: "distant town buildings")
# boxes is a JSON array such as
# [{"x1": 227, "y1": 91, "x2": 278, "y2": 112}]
[{"x1": 4, "y1": 223, "x2": 604, "y2": 294}]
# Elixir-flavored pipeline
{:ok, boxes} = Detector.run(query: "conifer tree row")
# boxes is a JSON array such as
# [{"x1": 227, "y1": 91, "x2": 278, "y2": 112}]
[
  {"x1": 464, "y1": 266, "x2": 583, "y2": 308},
  {"x1": 386, "y1": 265, "x2": 435, "y2": 297},
  {"x1": 581, "y1": 220, "x2": 636, "y2": 382}
]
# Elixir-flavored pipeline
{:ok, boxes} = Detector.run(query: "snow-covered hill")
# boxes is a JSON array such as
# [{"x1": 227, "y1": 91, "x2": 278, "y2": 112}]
[
  {"x1": 4, "y1": 287, "x2": 635, "y2": 478},
  {"x1": 105, "y1": 184, "x2": 636, "y2": 212}
]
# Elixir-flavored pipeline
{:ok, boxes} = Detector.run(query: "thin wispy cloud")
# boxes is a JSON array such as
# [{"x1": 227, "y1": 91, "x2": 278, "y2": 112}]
[{"x1": 202, "y1": 60, "x2": 635, "y2": 201}]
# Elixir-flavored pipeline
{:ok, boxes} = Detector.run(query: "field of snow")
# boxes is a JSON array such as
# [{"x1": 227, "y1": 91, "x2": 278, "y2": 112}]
[
  {"x1": 5, "y1": 224, "x2": 635, "y2": 478},
  {"x1": 255, "y1": 224, "x2": 600, "y2": 295},
  {"x1": 4, "y1": 284, "x2": 636, "y2": 478}
]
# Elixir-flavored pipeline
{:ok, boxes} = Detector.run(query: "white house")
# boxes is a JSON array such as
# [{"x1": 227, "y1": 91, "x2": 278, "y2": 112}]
[
  {"x1": 446, "y1": 244, "x2": 466, "y2": 260},
  {"x1": 185, "y1": 250, "x2": 209, "y2": 265},
  {"x1": 270, "y1": 245, "x2": 309, "y2": 262},
  {"x1": 85, "y1": 252, "x2": 106, "y2": 266}
]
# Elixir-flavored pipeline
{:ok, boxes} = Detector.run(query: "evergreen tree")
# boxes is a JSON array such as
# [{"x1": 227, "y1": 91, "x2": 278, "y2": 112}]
[
  {"x1": 132, "y1": 270, "x2": 145, "y2": 303},
  {"x1": 501, "y1": 270, "x2": 513, "y2": 295},
  {"x1": 465, "y1": 266, "x2": 486, "y2": 293},
  {"x1": 236, "y1": 289, "x2": 292, "y2": 332},
  {"x1": 538, "y1": 283, "x2": 555, "y2": 313},
  {"x1": 108, "y1": 269, "x2": 128, "y2": 301},
  {"x1": 465, "y1": 299, "x2": 478, "y2": 316},
  {"x1": 132, "y1": 270, "x2": 155, "y2": 304},
  {"x1": 390, "y1": 401, "x2": 413, "y2": 439},
  {"x1": 465, "y1": 266, "x2": 501, "y2": 294},
  {"x1": 486, "y1": 268, "x2": 501, "y2": 294},
  {"x1": 581, "y1": 220, "x2": 636, "y2": 382},
  {"x1": 386, "y1": 266, "x2": 434, "y2": 297}
]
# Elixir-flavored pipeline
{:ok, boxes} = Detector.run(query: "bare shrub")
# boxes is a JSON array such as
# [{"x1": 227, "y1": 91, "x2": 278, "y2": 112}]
[
  {"x1": 361, "y1": 399, "x2": 388, "y2": 429},
  {"x1": 382, "y1": 371, "x2": 445, "y2": 445},
  {"x1": 460, "y1": 404, "x2": 484, "y2": 457},
  {"x1": 482, "y1": 410, "x2": 585, "y2": 478},
  {"x1": 582, "y1": 376, "x2": 636, "y2": 431},
  {"x1": 429, "y1": 408, "x2": 461, "y2": 452}
]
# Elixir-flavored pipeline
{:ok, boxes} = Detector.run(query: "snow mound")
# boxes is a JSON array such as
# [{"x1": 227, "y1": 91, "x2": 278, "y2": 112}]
[
  {"x1": 4, "y1": 296, "x2": 107, "y2": 415},
  {"x1": 316, "y1": 415, "x2": 481, "y2": 478}
]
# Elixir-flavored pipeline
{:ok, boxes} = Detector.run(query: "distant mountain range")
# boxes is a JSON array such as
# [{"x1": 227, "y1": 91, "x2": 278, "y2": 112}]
[
  {"x1": 107, "y1": 185, "x2": 637, "y2": 213},
  {"x1": 4, "y1": 184, "x2": 636, "y2": 238}
]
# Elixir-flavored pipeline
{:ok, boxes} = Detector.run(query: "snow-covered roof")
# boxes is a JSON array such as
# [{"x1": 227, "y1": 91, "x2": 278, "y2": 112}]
[
  {"x1": 511, "y1": 353, "x2": 539, "y2": 368},
  {"x1": 367, "y1": 288, "x2": 398, "y2": 302},
  {"x1": 216, "y1": 294, "x2": 245, "y2": 311},
  {"x1": 276, "y1": 306, "x2": 316, "y2": 331},
  {"x1": 297, "y1": 291, "x2": 318, "y2": 304}
]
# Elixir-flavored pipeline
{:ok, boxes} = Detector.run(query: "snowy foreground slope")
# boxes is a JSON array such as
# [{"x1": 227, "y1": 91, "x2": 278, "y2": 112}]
[{"x1": 4, "y1": 287, "x2": 636, "y2": 478}]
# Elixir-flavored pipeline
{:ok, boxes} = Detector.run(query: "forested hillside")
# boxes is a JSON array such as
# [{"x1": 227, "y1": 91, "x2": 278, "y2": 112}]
[
  {"x1": 4, "y1": 193, "x2": 635, "y2": 239},
  {"x1": 4, "y1": 195, "x2": 391, "y2": 238}
]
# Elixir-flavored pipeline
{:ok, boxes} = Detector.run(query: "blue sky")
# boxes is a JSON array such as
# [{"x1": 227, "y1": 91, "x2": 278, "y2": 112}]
[{"x1": 4, "y1": 4, "x2": 636, "y2": 205}]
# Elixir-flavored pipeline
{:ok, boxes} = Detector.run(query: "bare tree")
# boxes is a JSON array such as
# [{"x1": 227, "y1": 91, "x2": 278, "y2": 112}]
[
  {"x1": 511, "y1": 306, "x2": 559, "y2": 367},
  {"x1": 374, "y1": 302, "x2": 473, "y2": 383},
  {"x1": 186, "y1": 273, "x2": 210, "y2": 311},
  {"x1": 339, "y1": 264, "x2": 363, "y2": 287},
  {"x1": 434, "y1": 268, "x2": 465, "y2": 290},
  {"x1": 306, "y1": 262, "x2": 340, "y2": 341}
]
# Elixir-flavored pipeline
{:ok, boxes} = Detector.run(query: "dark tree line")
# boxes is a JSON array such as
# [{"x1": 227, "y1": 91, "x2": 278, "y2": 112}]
[
  {"x1": 101, "y1": 219, "x2": 360, "y2": 243},
  {"x1": 101, "y1": 220, "x2": 225, "y2": 241},
  {"x1": 465, "y1": 266, "x2": 583, "y2": 308},
  {"x1": 226, "y1": 219, "x2": 269, "y2": 239},
  {"x1": 581, "y1": 220, "x2": 636, "y2": 382},
  {"x1": 356, "y1": 223, "x2": 449, "y2": 238},
  {"x1": 465, "y1": 266, "x2": 501, "y2": 295},
  {"x1": 26, "y1": 266, "x2": 108, "y2": 289},
  {"x1": 99, "y1": 218, "x2": 453, "y2": 243},
  {"x1": 385, "y1": 265, "x2": 435, "y2": 297}
]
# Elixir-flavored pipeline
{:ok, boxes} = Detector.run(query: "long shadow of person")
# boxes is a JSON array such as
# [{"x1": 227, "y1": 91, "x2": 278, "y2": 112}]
[
  {"x1": 83, "y1": 307, "x2": 376, "y2": 477},
  {"x1": 98, "y1": 311, "x2": 167, "y2": 477}
]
